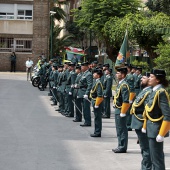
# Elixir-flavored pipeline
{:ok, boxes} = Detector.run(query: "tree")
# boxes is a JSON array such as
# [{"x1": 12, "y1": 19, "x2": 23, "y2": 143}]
[
  {"x1": 104, "y1": 11, "x2": 170, "y2": 61},
  {"x1": 73, "y1": 0, "x2": 141, "y2": 61},
  {"x1": 52, "y1": 25, "x2": 75, "y2": 54}
]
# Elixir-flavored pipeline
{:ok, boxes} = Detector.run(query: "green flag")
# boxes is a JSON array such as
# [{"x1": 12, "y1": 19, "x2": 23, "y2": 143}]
[{"x1": 115, "y1": 30, "x2": 130, "y2": 68}]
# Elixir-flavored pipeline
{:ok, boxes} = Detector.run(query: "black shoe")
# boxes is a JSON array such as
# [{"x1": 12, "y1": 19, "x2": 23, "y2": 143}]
[
  {"x1": 137, "y1": 139, "x2": 139, "y2": 144},
  {"x1": 51, "y1": 103, "x2": 57, "y2": 106},
  {"x1": 73, "y1": 119, "x2": 82, "y2": 122},
  {"x1": 102, "y1": 115, "x2": 110, "y2": 118},
  {"x1": 48, "y1": 93, "x2": 52, "y2": 96},
  {"x1": 112, "y1": 147, "x2": 119, "y2": 152},
  {"x1": 90, "y1": 133, "x2": 101, "y2": 137},
  {"x1": 55, "y1": 108, "x2": 60, "y2": 111},
  {"x1": 40, "y1": 88, "x2": 44, "y2": 91},
  {"x1": 113, "y1": 148, "x2": 126, "y2": 153},
  {"x1": 128, "y1": 128, "x2": 132, "y2": 131},
  {"x1": 80, "y1": 124, "x2": 91, "y2": 127}
]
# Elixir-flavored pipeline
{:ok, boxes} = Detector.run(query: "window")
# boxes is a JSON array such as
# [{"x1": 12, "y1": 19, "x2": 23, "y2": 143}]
[
  {"x1": 17, "y1": 10, "x2": 32, "y2": 20},
  {"x1": 0, "y1": 37, "x2": 32, "y2": 53},
  {"x1": 0, "y1": 4, "x2": 33, "y2": 20}
]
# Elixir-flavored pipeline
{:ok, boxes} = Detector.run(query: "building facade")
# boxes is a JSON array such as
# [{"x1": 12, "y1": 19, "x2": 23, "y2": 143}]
[{"x1": 0, "y1": 0, "x2": 50, "y2": 71}]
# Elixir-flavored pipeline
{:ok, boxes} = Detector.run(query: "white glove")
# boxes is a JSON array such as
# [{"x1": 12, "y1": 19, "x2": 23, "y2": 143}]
[
  {"x1": 74, "y1": 84, "x2": 78, "y2": 88},
  {"x1": 141, "y1": 128, "x2": 146, "y2": 133},
  {"x1": 69, "y1": 92, "x2": 72, "y2": 95},
  {"x1": 71, "y1": 85, "x2": 74, "y2": 88},
  {"x1": 83, "y1": 95, "x2": 88, "y2": 99},
  {"x1": 120, "y1": 113, "x2": 126, "y2": 117},
  {"x1": 129, "y1": 100, "x2": 133, "y2": 104},
  {"x1": 104, "y1": 96, "x2": 107, "y2": 98},
  {"x1": 53, "y1": 87, "x2": 56, "y2": 89},
  {"x1": 156, "y1": 135, "x2": 164, "y2": 142},
  {"x1": 77, "y1": 96, "x2": 80, "y2": 98},
  {"x1": 94, "y1": 105, "x2": 99, "y2": 108}
]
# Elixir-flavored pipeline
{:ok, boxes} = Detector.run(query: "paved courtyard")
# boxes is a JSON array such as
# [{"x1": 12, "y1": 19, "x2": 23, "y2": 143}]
[{"x1": 0, "y1": 72, "x2": 170, "y2": 170}]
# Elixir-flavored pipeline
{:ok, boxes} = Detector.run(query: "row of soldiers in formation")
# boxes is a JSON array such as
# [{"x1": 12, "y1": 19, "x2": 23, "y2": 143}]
[{"x1": 37, "y1": 58, "x2": 170, "y2": 170}]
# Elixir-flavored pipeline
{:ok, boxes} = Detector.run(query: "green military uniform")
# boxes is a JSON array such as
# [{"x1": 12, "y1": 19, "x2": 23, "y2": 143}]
[
  {"x1": 65, "y1": 70, "x2": 77, "y2": 117},
  {"x1": 103, "y1": 74, "x2": 113, "y2": 118},
  {"x1": 71, "y1": 57, "x2": 78, "y2": 64},
  {"x1": 113, "y1": 78, "x2": 130, "y2": 152},
  {"x1": 125, "y1": 72, "x2": 135, "y2": 130},
  {"x1": 90, "y1": 78, "x2": 103, "y2": 135},
  {"x1": 145, "y1": 85, "x2": 170, "y2": 170},
  {"x1": 37, "y1": 62, "x2": 46, "y2": 90},
  {"x1": 77, "y1": 70, "x2": 93, "y2": 125},
  {"x1": 73, "y1": 72, "x2": 83, "y2": 121},
  {"x1": 51, "y1": 69, "x2": 58, "y2": 105},
  {"x1": 56, "y1": 71, "x2": 64, "y2": 112},
  {"x1": 131, "y1": 86, "x2": 152, "y2": 170},
  {"x1": 134, "y1": 74, "x2": 142, "y2": 96}
]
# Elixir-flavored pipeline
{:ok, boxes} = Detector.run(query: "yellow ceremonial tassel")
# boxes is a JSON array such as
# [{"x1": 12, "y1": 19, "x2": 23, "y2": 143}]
[
  {"x1": 129, "y1": 92, "x2": 136, "y2": 101},
  {"x1": 95, "y1": 97, "x2": 104, "y2": 106},
  {"x1": 159, "y1": 121, "x2": 170, "y2": 137},
  {"x1": 142, "y1": 111, "x2": 147, "y2": 130},
  {"x1": 120, "y1": 103, "x2": 130, "y2": 114}
]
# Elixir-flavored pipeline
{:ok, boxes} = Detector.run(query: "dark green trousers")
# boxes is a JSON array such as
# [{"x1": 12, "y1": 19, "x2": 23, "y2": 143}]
[
  {"x1": 104, "y1": 97, "x2": 111, "y2": 117},
  {"x1": 58, "y1": 91, "x2": 64, "y2": 112},
  {"x1": 135, "y1": 130, "x2": 152, "y2": 170},
  {"x1": 126, "y1": 106, "x2": 132, "y2": 129},
  {"x1": 148, "y1": 138, "x2": 165, "y2": 170},
  {"x1": 82, "y1": 98, "x2": 91, "y2": 125},
  {"x1": 68, "y1": 94, "x2": 74, "y2": 116},
  {"x1": 75, "y1": 98, "x2": 82, "y2": 121},
  {"x1": 93, "y1": 102, "x2": 102, "y2": 135},
  {"x1": 115, "y1": 112, "x2": 128, "y2": 151}
]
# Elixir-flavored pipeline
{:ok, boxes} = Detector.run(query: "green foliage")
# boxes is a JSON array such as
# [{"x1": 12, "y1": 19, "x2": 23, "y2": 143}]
[
  {"x1": 131, "y1": 60, "x2": 150, "y2": 73},
  {"x1": 104, "y1": 11, "x2": 170, "y2": 59}
]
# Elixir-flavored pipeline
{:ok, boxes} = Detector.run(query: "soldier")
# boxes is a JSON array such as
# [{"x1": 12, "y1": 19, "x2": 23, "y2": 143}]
[
  {"x1": 102, "y1": 68, "x2": 113, "y2": 118},
  {"x1": 78, "y1": 62, "x2": 93, "y2": 126},
  {"x1": 134, "y1": 67, "x2": 142, "y2": 96},
  {"x1": 37, "y1": 59, "x2": 46, "y2": 91},
  {"x1": 90, "y1": 69, "x2": 104, "y2": 137},
  {"x1": 65, "y1": 63, "x2": 77, "y2": 117},
  {"x1": 72, "y1": 65, "x2": 83, "y2": 122},
  {"x1": 48, "y1": 59, "x2": 54, "y2": 96},
  {"x1": 51, "y1": 63, "x2": 58, "y2": 106},
  {"x1": 55, "y1": 65, "x2": 64, "y2": 113},
  {"x1": 112, "y1": 67, "x2": 130, "y2": 153},
  {"x1": 142, "y1": 69, "x2": 170, "y2": 170},
  {"x1": 125, "y1": 64, "x2": 136, "y2": 131},
  {"x1": 130, "y1": 72, "x2": 152, "y2": 170}
]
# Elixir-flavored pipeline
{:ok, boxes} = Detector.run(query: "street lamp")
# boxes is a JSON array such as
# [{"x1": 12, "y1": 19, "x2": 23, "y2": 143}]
[{"x1": 50, "y1": 11, "x2": 56, "y2": 59}]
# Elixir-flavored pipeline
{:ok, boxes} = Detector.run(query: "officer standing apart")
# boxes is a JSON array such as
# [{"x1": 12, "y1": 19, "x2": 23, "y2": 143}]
[
  {"x1": 90, "y1": 69, "x2": 104, "y2": 137},
  {"x1": 10, "y1": 52, "x2": 17, "y2": 72},
  {"x1": 131, "y1": 72, "x2": 152, "y2": 170},
  {"x1": 25, "y1": 57, "x2": 34, "y2": 81},
  {"x1": 112, "y1": 67, "x2": 130, "y2": 153},
  {"x1": 78, "y1": 62, "x2": 93, "y2": 126},
  {"x1": 142, "y1": 69, "x2": 170, "y2": 170},
  {"x1": 102, "y1": 68, "x2": 113, "y2": 119}
]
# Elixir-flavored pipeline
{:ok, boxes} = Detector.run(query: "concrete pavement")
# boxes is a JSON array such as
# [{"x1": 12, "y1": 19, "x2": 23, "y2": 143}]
[{"x1": 0, "y1": 72, "x2": 170, "y2": 170}]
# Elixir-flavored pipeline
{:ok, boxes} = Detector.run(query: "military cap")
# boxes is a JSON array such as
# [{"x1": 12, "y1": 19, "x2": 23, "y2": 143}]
[
  {"x1": 93, "y1": 69, "x2": 103, "y2": 77},
  {"x1": 132, "y1": 65, "x2": 137, "y2": 69},
  {"x1": 64, "y1": 62, "x2": 70, "y2": 65},
  {"x1": 52, "y1": 63, "x2": 58, "y2": 68},
  {"x1": 81, "y1": 61, "x2": 89, "y2": 66},
  {"x1": 116, "y1": 67, "x2": 128, "y2": 74},
  {"x1": 58, "y1": 64, "x2": 64, "y2": 68},
  {"x1": 106, "y1": 68, "x2": 112, "y2": 73},
  {"x1": 69, "y1": 63, "x2": 75, "y2": 67},
  {"x1": 143, "y1": 72, "x2": 150, "y2": 77},
  {"x1": 136, "y1": 66, "x2": 142, "y2": 72},
  {"x1": 103, "y1": 63, "x2": 110, "y2": 68},
  {"x1": 127, "y1": 64, "x2": 132, "y2": 68},
  {"x1": 93, "y1": 61, "x2": 98, "y2": 64},
  {"x1": 76, "y1": 65, "x2": 81, "y2": 70},
  {"x1": 151, "y1": 69, "x2": 166, "y2": 77}
]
